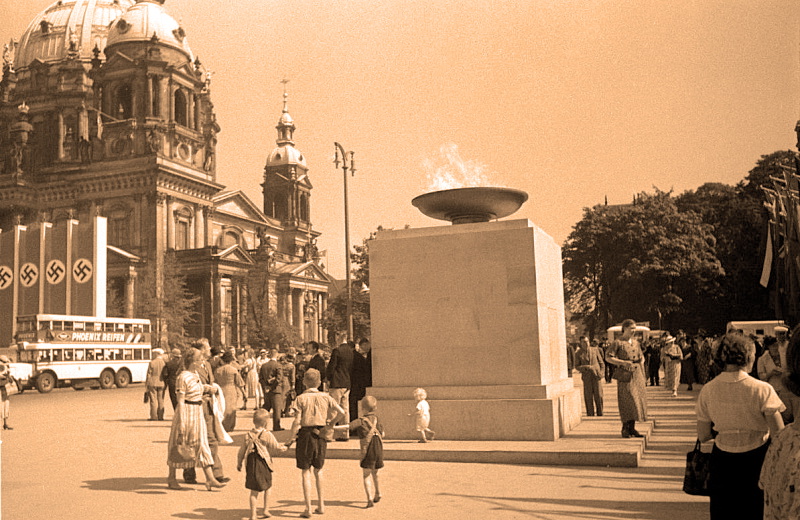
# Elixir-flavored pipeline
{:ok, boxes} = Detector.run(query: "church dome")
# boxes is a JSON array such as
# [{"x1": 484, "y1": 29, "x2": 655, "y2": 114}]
[
  {"x1": 14, "y1": 0, "x2": 134, "y2": 70},
  {"x1": 266, "y1": 145, "x2": 307, "y2": 168},
  {"x1": 106, "y1": 0, "x2": 193, "y2": 59}
]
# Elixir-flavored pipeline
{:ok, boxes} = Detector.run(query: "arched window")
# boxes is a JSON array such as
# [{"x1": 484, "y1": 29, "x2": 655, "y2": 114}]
[
  {"x1": 222, "y1": 231, "x2": 240, "y2": 248},
  {"x1": 299, "y1": 193, "x2": 309, "y2": 222},
  {"x1": 107, "y1": 206, "x2": 131, "y2": 248},
  {"x1": 173, "y1": 206, "x2": 193, "y2": 250},
  {"x1": 116, "y1": 84, "x2": 133, "y2": 120},
  {"x1": 174, "y1": 89, "x2": 188, "y2": 126},
  {"x1": 193, "y1": 94, "x2": 201, "y2": 130},
  {"x1": 275, "y1": 193, "x2": 288, "y2": 221}
]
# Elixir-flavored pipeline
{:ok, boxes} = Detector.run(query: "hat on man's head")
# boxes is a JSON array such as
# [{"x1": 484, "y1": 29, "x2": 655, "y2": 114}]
[
  {"x1": 259, "y1": 349, "x2": 267, "y2": 354},
  {"x1": 0, "y1": 355, "x2": 10, "y2": 364},
  {"x1": 152, "y1": 348, "x2": 164, "y2": 355},
  {"x1": 171, "y1": 348, "x2": 181, "y2": 357},
  {"x1": 664, "y1": 335, "x2": 676, "y2": 343},
  {"x1": 775, "y1": 325, "x2": 789, "y2": 333}
]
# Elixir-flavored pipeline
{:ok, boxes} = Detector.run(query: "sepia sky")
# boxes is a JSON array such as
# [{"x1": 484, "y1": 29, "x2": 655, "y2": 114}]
[{"x1": 1, "y1": 0, "x2": 799, "y2": 278}]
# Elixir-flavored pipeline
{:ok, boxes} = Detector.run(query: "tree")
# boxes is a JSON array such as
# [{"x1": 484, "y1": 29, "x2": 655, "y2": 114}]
[
  {"x1": 321, "y1": 229, "x2": 377, "y2": 343},
  {"x1": 135, "y1": 251, "x2": 199, "y2": 348},
  {"x1": 676, "y1": 182, "x2": 770, "y2": 322},
  {"x1": 563, "y1": 190, "x2": 724, "y2": 337}
]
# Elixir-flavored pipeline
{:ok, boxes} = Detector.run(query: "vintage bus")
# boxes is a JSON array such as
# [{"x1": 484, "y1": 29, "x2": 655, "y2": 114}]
[{"x1": 14, "y1": 314, "x2": 153, "y2": 393}]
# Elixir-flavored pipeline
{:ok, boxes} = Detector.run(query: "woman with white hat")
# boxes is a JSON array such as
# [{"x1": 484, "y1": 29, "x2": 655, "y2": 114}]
[
  {"x1": 661, "y1": 334, "x2": 682, "y2": 397},
  {"x1": 0, "y1": 355, "x2": 14, "y2": 429}
]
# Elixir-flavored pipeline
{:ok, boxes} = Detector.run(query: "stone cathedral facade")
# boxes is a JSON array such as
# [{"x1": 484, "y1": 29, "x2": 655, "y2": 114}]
[{"x1": 0, "y1": 0, "x2": 332, "y2": 348}]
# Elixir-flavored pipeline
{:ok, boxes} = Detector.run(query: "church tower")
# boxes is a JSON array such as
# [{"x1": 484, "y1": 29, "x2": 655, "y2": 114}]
[{"x1": 263, "y1": 89, "x2": 316, "y2": 257}]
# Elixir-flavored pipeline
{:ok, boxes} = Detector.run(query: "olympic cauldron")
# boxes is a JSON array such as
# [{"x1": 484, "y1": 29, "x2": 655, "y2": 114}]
[{"x1": 368, "y1": 186, "x2": 582, "y2": 441}]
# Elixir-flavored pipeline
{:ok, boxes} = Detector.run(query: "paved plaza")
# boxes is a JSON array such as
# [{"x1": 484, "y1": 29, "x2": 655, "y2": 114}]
[{"x1": 2, "y1": 378, "x2": 709, "y2": 520}]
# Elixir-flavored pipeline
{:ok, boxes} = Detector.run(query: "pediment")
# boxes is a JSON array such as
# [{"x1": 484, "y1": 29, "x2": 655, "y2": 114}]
[
  {"x1": 281, "y1": 261, "x2": 332, "y2": 283},
  {"x1": 214, "y1": 244, "x2": 254, "y2": 264},
  {"x1": 101, "y1": 52, "x2": 136, "y2": 71},
  {"x1": 213, "y1": 190, "x2": 268, "y2": 224}
]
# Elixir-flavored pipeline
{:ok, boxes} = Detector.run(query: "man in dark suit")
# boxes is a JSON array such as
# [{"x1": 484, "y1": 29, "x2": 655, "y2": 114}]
[
  {"x1": 306, "y1": 341, "x2": 326, "y2": 391},
  {"x1": 326, "y1": 341, "x2": 354, "y2": 440},
  {"x1": 349, "y1": 338, "x2": 372, "y2": 423},
  {"x1": 259, "y1": 347, "x2": 287, "y2": 431}
]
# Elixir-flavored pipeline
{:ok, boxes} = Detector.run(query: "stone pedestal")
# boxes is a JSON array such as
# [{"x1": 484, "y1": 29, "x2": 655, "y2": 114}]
[{"x1": 368, "y1": 219, "x2": 581, "y2": 441}]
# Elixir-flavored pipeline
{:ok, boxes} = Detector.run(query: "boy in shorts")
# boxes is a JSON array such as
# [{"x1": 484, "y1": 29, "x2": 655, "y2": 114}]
[{"x1": 289, "y1": 368, "x2": 345, "y2": 518}]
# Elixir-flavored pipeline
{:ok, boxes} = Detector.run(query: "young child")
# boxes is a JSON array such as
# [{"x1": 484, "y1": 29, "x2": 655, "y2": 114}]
[
  {"x1": 411, "y1": 387, "x2": 435, "y2": 442},
  {"x1": 237, "y1": 409, "x2": 289, "y2": 520},
  {"x1": 334, "y1": 396, "x2": 384, "y2": 507}
]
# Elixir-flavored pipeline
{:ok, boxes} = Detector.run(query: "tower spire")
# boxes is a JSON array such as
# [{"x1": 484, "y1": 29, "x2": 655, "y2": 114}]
[
  {"x1": 281, "y1": 78, "x2": 290, "y2": 113},
  {"x1": 276, "y1": 79, "x2": 295, "y2": 146}
]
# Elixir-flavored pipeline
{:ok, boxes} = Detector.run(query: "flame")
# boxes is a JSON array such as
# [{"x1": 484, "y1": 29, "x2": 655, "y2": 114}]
[{"x1": 423, "y1": 143, "x2": 500, "y2": 192}]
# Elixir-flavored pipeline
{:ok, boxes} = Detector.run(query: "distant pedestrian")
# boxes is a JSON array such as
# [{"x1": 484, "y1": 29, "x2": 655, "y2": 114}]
[
  {"x1": 236, "y1": 409, "x2": 289, "y2": 520},
  {"x1": 334, "y1": 395, "x2": 384, "y2": 508},
  {"x1": 574, "y1": 336, "x2": 604, "y2": 416},
  {"x1": 146, "y1": 348, "x2": 167, "y2": 420},
  {"x1": 0, "y1": 355, "x2": 15, "y2": 430},
  {"x1": 289, "y1": 368, "x2": 346, "y2": 518},
  {"x1": 661, "y1": 335, "x2": 682, "y2": 397},
  {"x1": 697, "y1": 332, "x2": 784, "y2": 520},
  {"x1": 327, "y1": 341, "x2": 354, "y2": 440},
  {"x1": 243, "y1": 349, "x2": 261, "y2": 411},
  {"x1": 411, "y1": 387, "x2": 435, "y2": 442},
  {"x1": 645, "y1": 339, "x2": 661, "y2": 386},
  {"x1": 680, "y1": 332, "x2": 697, "y2": 391},
  {"x1": 260, "y1": 347, "x2": 289, "y2": 431},
  {"x1": 605, "y1": 319, "x2": 647, "y2": 438},
  {"x1": 350, "y1": 338, "x2": 372, "y2": 423},
  {"x1": 162, "y1": 348, "x2": 183, "y2": 411},
  {"x1": 215, "y1": 351, "x2": 244, "y2": 432},
  {"x1": 306, "y1": 342, "x2": 326, "y2": 391}
]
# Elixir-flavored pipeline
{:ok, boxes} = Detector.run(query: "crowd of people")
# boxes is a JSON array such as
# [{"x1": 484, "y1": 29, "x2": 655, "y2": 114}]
[
  {"x1": 573, "y1": 321, "x2": 799, "y2": 520},
  {"x1": 145, "y1": 337, "x2": 389, "y2": 518}
]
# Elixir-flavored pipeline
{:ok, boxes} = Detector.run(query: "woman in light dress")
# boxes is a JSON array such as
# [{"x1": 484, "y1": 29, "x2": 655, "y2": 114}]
[
  {"x1": 661, "y1": 335, "x2": 682, "y2": 397},
  {"x1": 166, "y1": 347, "x2": 226, "y2": 491}
]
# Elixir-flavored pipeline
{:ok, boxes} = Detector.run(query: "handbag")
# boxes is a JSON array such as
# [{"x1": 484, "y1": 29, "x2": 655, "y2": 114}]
[
  {"x1": 5, "y1": 377, "x2": 19, "y2": 397},
  {"x1": 171, "y1": 438, "x2": 195, "y2": 462},
  {"x1": 612, "y1": 366, "x2": 633, "y2": 382},
  {"x1": 683, "y1": 439, "x2": 711, "y2": 496}
]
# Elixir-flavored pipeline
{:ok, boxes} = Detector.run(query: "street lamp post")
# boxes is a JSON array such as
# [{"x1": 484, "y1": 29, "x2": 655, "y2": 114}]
[{"x1": 334, "y1": 142, "x2": 355, "y2": 341}]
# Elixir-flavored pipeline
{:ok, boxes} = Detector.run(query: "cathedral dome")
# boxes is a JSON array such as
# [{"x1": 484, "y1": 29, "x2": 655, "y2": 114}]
[
  {"x1": 106, "y1": 0, "x2": 193, "y2": 59},
  {"x1": 14, "y1": 0, "x2": 134, "y2": 70},
  {"x1": 266, "y1": 145, "x2": 307, "y2": 168}
]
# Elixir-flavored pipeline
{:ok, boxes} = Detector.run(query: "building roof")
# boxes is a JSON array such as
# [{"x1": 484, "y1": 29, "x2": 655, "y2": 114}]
[
  {"x1": 106, "y1": 0, "x2": 193, "y2": 59},
  {"x1": 14, "y1": 0, "x2": 134, "y2": 69}
]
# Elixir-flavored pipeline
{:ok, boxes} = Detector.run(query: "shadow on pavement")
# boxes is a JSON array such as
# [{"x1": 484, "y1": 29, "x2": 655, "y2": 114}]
[
  {"x1": 172, "y1": 508, "x2": 250, "y2": 519},
  {"x1": 437, "y1": 493, "x2": 706, "y2": 519},
  {"x1": 82, "y1": 476, "x2": 170, "y2": 494}
]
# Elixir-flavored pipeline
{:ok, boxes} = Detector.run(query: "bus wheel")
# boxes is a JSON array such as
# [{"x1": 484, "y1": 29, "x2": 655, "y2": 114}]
[
  {"x1": 36, "y1": 372, "x2": 56, "y2": 393},
  {"x1": 98, "y1": 369, "x2": 115, "y2": 389},
  {"x1": 115, "y1": 369, "x2": 131, "y2": 388}
]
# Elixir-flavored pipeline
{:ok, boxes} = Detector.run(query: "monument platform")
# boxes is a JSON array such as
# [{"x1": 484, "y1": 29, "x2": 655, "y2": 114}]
[{"x1": 275, "y1": 375, "x2": 667, "y2": 468}]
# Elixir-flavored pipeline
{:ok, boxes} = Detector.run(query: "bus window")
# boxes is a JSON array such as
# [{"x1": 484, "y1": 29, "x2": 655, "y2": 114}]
[
  {"x1": 63, "y1": 349, "x2": 74, "y2": 361},
  {"x1": 93, "y1": 322, "x2": 102, "y2": 332},
  {"x1": 52, "y1": 349, "x2": 63, "y2": 362},
  {"x1": 17, "y1": 320, "x2": 33, "y2": 332},
  {"x1": 74, "y1": 349, "x2": 84, "y2": 361},
  {"x1": 104, "y1": 349, "x2": 114, "y2": 361},
  {"x1": 104, "y1": 323, "x2": 115, "y2": 332},
  {"x1": 72, "y1": 321, "x2": 84, "y2": 331},
  {"x1": 85, "y1": 349, "x2": 95, "y2": 361},
  {"x1": 92, "y1": 349, "x2": 103, "y2": 360},
  {"x1": 123, "y1": 349, "x2": 133, "y2": 360},
  {"x1": 133, "y1": 349, "x2": 143, "y2": 360}
]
